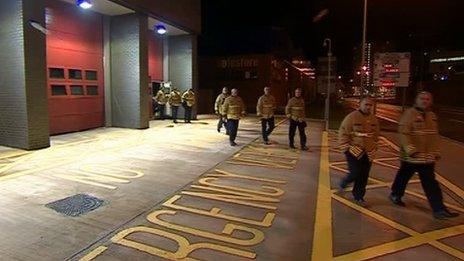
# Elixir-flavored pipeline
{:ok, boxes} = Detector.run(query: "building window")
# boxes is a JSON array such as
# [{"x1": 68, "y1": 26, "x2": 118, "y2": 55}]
[
  {"x1": 51, "y1": 85, "x2": 67, "y2": 96},
  {"x1": 85, "y1": 70, "x2": 98, "y2": 80},
  {"x1": 71, "y1": 85, "x2": 84, "y2": 95},
  {"x1": 86, "y1": 85, "x2": 98, "y2": 95},
  {"x1": 69, "y1": 69, "x2": 83, "y2": 80},
  {"x1": 49, "y1": 68, "x2": 65, "y2": 79}
]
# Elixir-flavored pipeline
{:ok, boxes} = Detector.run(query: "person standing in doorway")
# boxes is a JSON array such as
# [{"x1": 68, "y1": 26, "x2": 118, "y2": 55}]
[
  {"x1": 285, "y1": 88, "x2": 308, "y2": 150},
  {"x1": 153, "y1": 88, "x2": 168, "y2": 120},
  {"x1": 215, "y1": 87, "x2": 229, "y2": 133},
  {"x1": 222, "y1": 88, "x2": 246, "y2": 146},
  {"x1": 182, "y1": 88, "x2": 196, "y2": 123},
  {"x1": 389, "y1": 91, "x2": 459, "y2": 219},
  {"x1": 169, "y1": 88, "x2": 182, "y2": 123},
  {"x1": 257, "y1": 86, "x2": 276, "y2": 145},
  {"x1": 338, "y1": 96, "x2": 379, "y2": 207}
]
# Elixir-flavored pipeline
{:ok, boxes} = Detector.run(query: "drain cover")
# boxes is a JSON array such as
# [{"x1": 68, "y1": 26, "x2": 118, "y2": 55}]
[{"x1": 46, "y1": 194, "x2": 104, "y2": 217}]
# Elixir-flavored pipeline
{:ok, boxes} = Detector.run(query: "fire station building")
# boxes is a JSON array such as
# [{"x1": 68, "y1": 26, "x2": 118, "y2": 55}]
[{"x1": 0, "y1": 0, "x2": 200, "y2": 150}]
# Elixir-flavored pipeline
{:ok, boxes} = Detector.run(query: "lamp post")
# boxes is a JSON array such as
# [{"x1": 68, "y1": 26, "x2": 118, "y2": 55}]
[
  {"x1": 323, "y1": 38, "x2": 332, "y2": 131},
  {"x1": 361, "y1": 0, "x2": 367, "y2": 93}
]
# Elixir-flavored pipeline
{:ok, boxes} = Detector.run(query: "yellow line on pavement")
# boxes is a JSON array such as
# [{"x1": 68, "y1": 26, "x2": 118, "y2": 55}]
[
  {"x1": 311, "y1": 131, "x2": 333, "y2": 261},
  {"x1": 79, "y1": 246, "x2": 108, "y2": 261},
  {"x1": 0, "y1": 153, "x2": 36, "y2": 175},
  {"x1": 0, "y1": 150, "x2": 29, "y2": 160},
  {"x1": 334, "y1": 224, "x2": 464, "y2": 261},
  {"x1": 380, "y1": 136, "x2": 464, "y2": 207}
]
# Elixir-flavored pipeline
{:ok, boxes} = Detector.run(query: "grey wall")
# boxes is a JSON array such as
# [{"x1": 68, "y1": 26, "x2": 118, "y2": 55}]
[
  {"x1": 110, "y1": 13, "x2": 149, "y2": 129},
  {"x1": 103, "y1": 16, "x2": 112, "y2": 127},
  {"x1": 0, "y1": 0, "x2": 49, "y2": 150},
  {"x1": 168, "y1": 35, "x2": 197, "y2": 119}
]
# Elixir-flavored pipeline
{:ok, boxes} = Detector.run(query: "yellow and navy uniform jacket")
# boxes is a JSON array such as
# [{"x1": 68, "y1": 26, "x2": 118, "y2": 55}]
[
  {"x1": 399, "y1": 107, "x2": 440, "y2": 164},
  {"x1": 338, "y1": 110, "x2": 380, "y2": 161},
  {"x1": 285, "y1": 97, "x2": 305, "y2": 121},
  {"x1": 154, "y1": 90, "x2": 168, "y2": 105},
  {"x1": 214, "y1": 93, "x2": 229, "y2": 114},
  {"x1": 256, "y1": 94, "x2": 276, "y2": 119},
  {"x1": 222, "y1": 96, "x2": 246, "y2": 120},
  {"x1": 169, "y1": 90, "x2": 182, "y2": 107},
  {"x1": 182, "y1": 90, "x2": 196, "y2": 107}
]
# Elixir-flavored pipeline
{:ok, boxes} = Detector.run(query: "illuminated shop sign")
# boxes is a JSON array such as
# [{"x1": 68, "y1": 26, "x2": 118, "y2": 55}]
[
  {"x1": 430, "y1": 56, "x2": 464, "y2": 63},
  {"x1": 219, "y1": 59, "x2": 259, "y2": 68}
]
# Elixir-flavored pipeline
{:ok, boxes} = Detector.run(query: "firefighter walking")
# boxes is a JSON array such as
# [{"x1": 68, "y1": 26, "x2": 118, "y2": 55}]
[
  {"x1": 169, "y1": 88, "x2": 182, "y2": 123},
  {"x1": 285, "y1": 88, "x2": 308, "y2": 150},
  {"x1": 338, "y1": 96, "x2": 379, "y2": 207},
  {"x1": 153, "y1": 88, "x2": 168, "y2": 120},
  {"x1": 389, "y1": 91, "x2": 459, "y2": 219},
  {"x1": 222, "y1": 88, "x2": 246, "y2": 146},
  {"x1": 256, "y1": 86, "x2": 276, "y2": 145},
  {"x1": 215, "y1": 87, "x2": 229, "y2": 133},
  {"x1": 182, "y1": 88, "x2": 196, "y2": 123}
]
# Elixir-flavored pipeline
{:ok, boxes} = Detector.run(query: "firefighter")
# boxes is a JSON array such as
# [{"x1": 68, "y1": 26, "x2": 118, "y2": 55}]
[
  {"x1": 182, "y1": 88, "x2": 196, "y2": 123},
  {"x1": 338, "y1": 96, "x2": 379, "y2": 207},
  {"x1": 285, "y1": 88, "x2": 308, "y2": 150},
  {"x1": 222, "y1": 88, "x2": 246, "y2": 146},
  {"x1": 153, "y1": 88, "x2": 168, "y2": 120},
  {"x1": 169, "y1": 88, "x2": 182, "y2": 123},
  {"x1": 215, "y1": 87, "x2": 229, "y2": 133},
  {"x1": 257, "y1": 86, "x2": 276, "y2": 145},
  {"x1": 389, "y1": 91, "x2": 459, "y2": 219}
]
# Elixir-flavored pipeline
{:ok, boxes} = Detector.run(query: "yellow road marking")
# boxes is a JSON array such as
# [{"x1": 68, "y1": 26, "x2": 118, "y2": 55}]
[
  {"x1": 380, "y1": 136, "x2": 464, "y2": 206},
  {"x1": 0, "y1": 150, "x2": 29, "y2": 160},
  {"x1": 326, "y1": 133, "x2": 464, "y2": 260},
  {"x1": 311, "y1": 131, "x2": 333, "y2": 261},
  {"x1": 79, "y1": 246, "x2": 108, "y2": 261},
  {"x1": 334, "y1": 223, "x2": 464, "y2": 261}
]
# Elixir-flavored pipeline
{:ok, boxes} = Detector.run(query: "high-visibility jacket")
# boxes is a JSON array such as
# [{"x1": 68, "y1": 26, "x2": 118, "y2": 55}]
[
  {"x1": 256, "y1": 94, "x2": 276, "y2": 119},
  {"x1": 169, "y1": 90, "x2": 182, "y2": 106},
  {"x1": 222, "y1": 96, "x2": 246, "y2": 120},
  {"x1": 214, "y1": 93, "x2": 229, "y2": 114},
  {"x1": 338, "y1": 110, "x2": 380, "y2": 160},
  {"x1": 182, "y1": 90, "x2": 196, "y2": 107},
  {"x1": 285, "y1": 97, "x2": 305, "y2": 121},
  {"x1": 398, "y1": 107, "x2": 440, "y2": 164},
  {"x1": 154, "y1": 90, "x2": 168, "y2": 105}
]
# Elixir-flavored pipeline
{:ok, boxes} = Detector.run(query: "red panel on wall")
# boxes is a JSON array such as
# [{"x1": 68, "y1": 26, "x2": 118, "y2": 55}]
[
  {"x1": 148, "y1": 33, "x2": 163, "y2": 81},
  {"x1": 46, "y1": 0, "x2": 104, "y2": 135},
  {"x1": 148, "y1": 33, "x2": 163, "y2": 118}
]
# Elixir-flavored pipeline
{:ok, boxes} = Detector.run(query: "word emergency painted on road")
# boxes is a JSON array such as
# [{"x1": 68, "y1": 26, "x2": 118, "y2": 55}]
[
  {"x1": 227, "y1": 142, "x2": 300, "y2": 170},
  {"x1": 79, "y1": 144, "x2": 301, "y2": 260}
]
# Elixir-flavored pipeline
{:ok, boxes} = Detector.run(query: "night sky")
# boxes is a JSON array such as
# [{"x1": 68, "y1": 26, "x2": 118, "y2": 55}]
[{"x1": 199, "y1": 0, "x2": 464, "y2": 74}]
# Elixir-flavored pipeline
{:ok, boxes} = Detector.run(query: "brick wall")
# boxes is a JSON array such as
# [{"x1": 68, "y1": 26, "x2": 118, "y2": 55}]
[
  {"x1": 0, "y1": 0, "x2": 49, "y2": 150},
  {"x1": 110, "y1": 13, "x2": 149, "y2": 129},
  {"x1": 169, "y1": 35, "x2": 197, "y2": 119}
]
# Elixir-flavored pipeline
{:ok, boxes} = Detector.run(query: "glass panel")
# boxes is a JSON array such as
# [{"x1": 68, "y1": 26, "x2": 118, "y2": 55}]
[
  {"x1": 85, "y1": 70, "x2": 97, "y2": 80},
  {"x1": 86, "y1": 85, "x2": 98, "y2": 96},
  {"x1": 49, "y1": 68, "x2": 65, "y2": 79},
  {"x1": 51, "y1": 85, "x2": 67, "y2": 96},
  {"x1": 69, "y1": 69, "x2": 82, "y2": 80},
  {"x1": 70, "y1": 85, "x2": 84, "y2": 95}
]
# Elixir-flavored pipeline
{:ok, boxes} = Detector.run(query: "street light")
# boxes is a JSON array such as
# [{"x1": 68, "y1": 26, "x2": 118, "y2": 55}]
[
  {"x1": 155, "y1": 24, "x2": 167, "y2": 35},
  {"x1": 76, "y1": 0, "x2": 92, "y2": 9},
  {"x1": 361, "y1": 0, "x2": 368, "y2": 92},
  {"x1": 323, "y1": 38, "x2": 332, "y2": 131}
]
